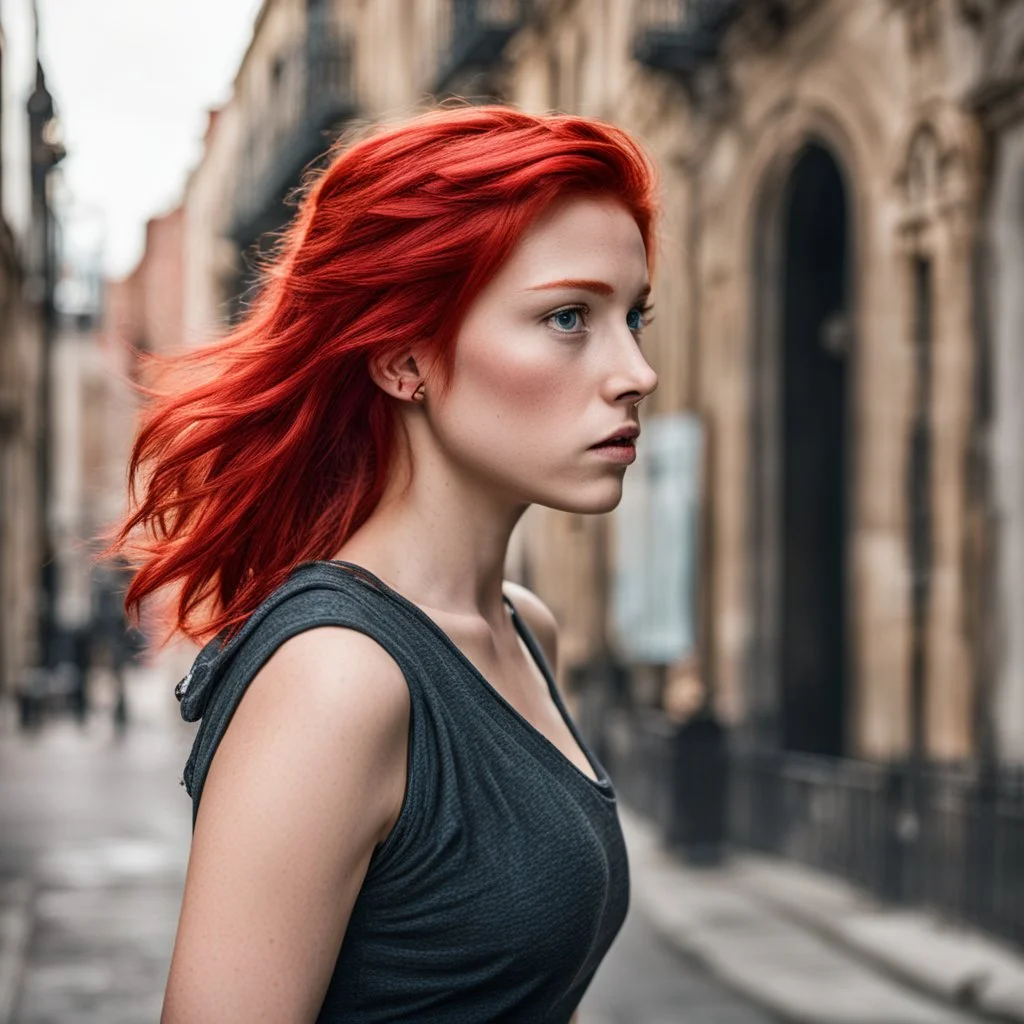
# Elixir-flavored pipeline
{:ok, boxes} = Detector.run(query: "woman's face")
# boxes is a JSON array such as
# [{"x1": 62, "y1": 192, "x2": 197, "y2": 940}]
[{"x1": 425, "y1": 194, "x2": 658, "y2": 515}]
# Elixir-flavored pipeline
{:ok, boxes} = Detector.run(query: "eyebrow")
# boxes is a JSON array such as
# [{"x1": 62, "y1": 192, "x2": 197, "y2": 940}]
[{"x1": 528, "y1": 278, "x2": 651, "y2": 300}]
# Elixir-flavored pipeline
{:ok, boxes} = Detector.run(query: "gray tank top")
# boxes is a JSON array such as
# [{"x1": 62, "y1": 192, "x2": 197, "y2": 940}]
[{"x1": 176, "y1": 560, "x2": 629, "y2": 1023}]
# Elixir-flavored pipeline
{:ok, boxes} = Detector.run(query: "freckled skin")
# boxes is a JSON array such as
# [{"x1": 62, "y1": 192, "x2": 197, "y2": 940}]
[{"x1": 424, "y1": 195, "x2": 659, "y2": 516}]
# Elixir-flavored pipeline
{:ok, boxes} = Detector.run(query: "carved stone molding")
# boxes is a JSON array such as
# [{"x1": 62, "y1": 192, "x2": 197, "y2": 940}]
[
  {"x1": 889, "y1": 0, "x2": 942, "y2": 56},
  {"x1": 689, "y1": 60, "x2": 735, "y2": 125},
  {"x1": 893, "y1": 102, "x2": 984, "y2": 247},
  {"x1": 731, "y1": 0, "x2": 825, "y2": 54},
  {"x1": 970, "y1": 2, "x2": 1024, "y2": 127}
]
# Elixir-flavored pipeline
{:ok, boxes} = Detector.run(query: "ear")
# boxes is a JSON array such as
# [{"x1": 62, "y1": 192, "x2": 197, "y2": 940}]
[{"x1": 368, "y1": 351, "x2": 424, "y2": 402}]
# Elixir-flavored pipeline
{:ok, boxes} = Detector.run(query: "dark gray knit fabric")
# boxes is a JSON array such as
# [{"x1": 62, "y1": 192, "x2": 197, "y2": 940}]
[{"x1": 177, "y1": 560, "x2": 629, "y2": 1023}]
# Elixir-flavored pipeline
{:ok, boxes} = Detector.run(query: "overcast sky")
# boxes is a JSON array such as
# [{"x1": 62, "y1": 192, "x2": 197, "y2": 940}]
[{"x1": 37, "y1": 0, "x2": 264, "y2": 277}]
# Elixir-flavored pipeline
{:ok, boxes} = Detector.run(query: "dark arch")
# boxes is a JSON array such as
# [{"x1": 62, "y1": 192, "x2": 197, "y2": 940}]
[{"x1": 777, "y1": 142, "x2": 851, "y2": 756}]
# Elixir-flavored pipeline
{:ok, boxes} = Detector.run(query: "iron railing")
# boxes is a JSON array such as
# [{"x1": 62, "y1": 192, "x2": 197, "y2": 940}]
[
  {"x1": 632, "y1": 0, "x2": 740, "y2": 75},
  {"x1": 730, "y1": 751, "x2": 1024, "y2": 948},
  {"x1": 233, "y1": 30, "x2": 356, "y2": 247},
  {"x1": 435, "y1": 0, "x2": 524, "y2": 94},
  {"x1": 730, "y1": 750, "x2": 902, "y2": 897},
  {"x1": 595, "y1": 704, "x2": 1024, "y2": 948}
]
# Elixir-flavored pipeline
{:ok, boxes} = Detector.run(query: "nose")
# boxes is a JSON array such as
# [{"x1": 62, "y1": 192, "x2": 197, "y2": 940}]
[{"x1": 606, "y1": 333, "x2": 658, "y2": 407}]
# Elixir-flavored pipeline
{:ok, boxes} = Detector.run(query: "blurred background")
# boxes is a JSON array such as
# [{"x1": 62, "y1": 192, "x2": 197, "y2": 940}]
[{"x1": 2, "y1": 0, "x2": 1024, "y2": 1021}]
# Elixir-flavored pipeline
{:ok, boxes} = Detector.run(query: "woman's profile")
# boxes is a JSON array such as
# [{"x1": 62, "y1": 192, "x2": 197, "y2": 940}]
[{"x1": 108, "y1": 104, "x2": 659, "y2": 1023}]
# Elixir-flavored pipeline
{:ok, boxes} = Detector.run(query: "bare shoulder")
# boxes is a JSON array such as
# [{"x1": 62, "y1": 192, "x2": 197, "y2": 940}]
[
  {"x1": 197, "y1": 626, "x2": 411, "y2": 840},
  {"x1": 502, "y1": 580, "x2": 559, "y2": 674},
  {"x1": 163, "y1": 627, "x2": 409, "y2": 1022}
]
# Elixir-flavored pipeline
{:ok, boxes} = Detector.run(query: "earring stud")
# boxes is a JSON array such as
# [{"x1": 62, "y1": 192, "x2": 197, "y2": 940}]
[{"x1": 411, "y1": 381, "x2": 426, "y2": 402}]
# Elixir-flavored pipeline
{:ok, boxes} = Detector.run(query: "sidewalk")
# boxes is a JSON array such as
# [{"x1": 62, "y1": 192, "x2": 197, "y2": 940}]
[
  {"x1": 5, "y1": 661, "x2": 1024, "y2": 1024},
  {"x1": 620, "y1": 806, "x2": 1024, "y2": 1024},
  {"x1": 0, "y1": 656, "x2": 195, "y2": 1024}
]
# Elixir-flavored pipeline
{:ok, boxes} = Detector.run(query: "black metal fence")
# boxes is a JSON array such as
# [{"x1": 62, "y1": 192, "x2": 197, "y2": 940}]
[
  {"x1": 435, "y1": 0, "x2": 524, "y2": 94},
  {"x1": 233, "y1": 27, "x2": 355, "y2": 246},
  {"x1": 730, "y1": 750, "x2": 1024, "y2": 948},
  {"x1": 729, "y1": 750, "x2": 900, "y2": 897},
  {"x1": 593, "y1": 704, "x2": 1024, "y2": 949}
]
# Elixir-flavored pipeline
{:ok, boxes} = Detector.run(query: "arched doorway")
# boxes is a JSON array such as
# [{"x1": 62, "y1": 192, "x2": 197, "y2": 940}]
[
  {"x1": 780, "y1": 144, "x2": 850, "y2": 755},
  {"x1": 752, "y1": 141, "x2": 852, "y2": 758}
]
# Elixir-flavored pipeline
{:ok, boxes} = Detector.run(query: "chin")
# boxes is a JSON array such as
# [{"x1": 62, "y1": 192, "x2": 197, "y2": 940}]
[{"x1": 541, "y1": 478, "x2": 625, "y2": 516}]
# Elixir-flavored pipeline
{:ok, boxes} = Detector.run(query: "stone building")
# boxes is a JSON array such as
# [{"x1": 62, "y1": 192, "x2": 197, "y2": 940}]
[
  {"x1": 178, "y1": 0, "x2": 1019, "y2": 760},
  {"x1": 977, "y1": 0, "x2": 1024, "y2": 765},
  {"x1": 50, "y1": 246, "x2": 133, "y2": 651},
  {"x1": 442, "y1": 0, "x2": 1003, "y2": 774},
  {"x1": 100, "y1": 206, "x2": 187, "y2": 658},
  {"x1": 172, "y1": 0, "x2": 1024, "y2": 940},
  {"x1": 497, "y1": 0, "x2": 1021, "y2": 944},
  {"x1": 0, "y1": 0, "x2": 63, "y2": 702},
  {"x1": 182, "y1": 106, "x2": 243, "y2": 345}
]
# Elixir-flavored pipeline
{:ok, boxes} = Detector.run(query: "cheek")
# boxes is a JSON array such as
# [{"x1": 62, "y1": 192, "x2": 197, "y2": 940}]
[{"x1": 452, "y1": 332, "x2": 570, "y2": 426}]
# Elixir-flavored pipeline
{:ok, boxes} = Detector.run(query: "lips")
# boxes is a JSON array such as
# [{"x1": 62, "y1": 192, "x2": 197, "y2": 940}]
[{"x1": 589, "y1": 426, "x2": 640, "y2": 448}]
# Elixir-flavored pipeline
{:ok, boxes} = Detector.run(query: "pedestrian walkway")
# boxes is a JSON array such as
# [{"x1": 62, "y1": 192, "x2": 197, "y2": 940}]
[
  {"x1": 6, "y1": 661, "x2": 1024, "y2": 1023},
  {"x1": 580, "y1": 901, "x2": 779, "y2": 1024},
  {"x1": 4, "y1": 657, "x2": 771, "y2": 1024},
  {"x1": 621, "y1": 805, "x2": 1024, "y2": 1024},
  {"x1": 0, "y1": 660, "x2": 194, "y2": 1024}
]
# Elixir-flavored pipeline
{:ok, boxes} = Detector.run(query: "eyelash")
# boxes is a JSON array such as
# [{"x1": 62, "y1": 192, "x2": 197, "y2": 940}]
[{"x1": 545, "y1": 303, "x2": 656, "y2": 338}]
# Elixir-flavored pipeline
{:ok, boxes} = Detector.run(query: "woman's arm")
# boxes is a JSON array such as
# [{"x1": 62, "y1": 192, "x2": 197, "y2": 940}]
[{"x1": 161, "y1": 627, "x2": 410, "y2": 1023}]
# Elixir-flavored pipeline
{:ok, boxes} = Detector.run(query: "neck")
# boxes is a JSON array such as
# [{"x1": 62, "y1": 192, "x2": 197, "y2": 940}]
[{"x1": 332, "y1": 426, "x2": 528, "y2": 627}]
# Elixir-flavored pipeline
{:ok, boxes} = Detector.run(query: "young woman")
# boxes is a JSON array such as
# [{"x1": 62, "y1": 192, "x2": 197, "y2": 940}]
[{"x1": 113, "y1": 104, "x2": 659, "y2": 1022}]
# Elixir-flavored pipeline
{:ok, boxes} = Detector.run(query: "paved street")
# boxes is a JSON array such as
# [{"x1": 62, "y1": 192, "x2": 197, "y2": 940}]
[
  {"x1": 580, "y1": 898, "x2": 777, "y2": 1024},
  {"x1": 0, "y1": 669, "x2": 193, "y2": 1024},
  {"x1": 0, "y1": 665, "x2": 779, "y2": 1024}
]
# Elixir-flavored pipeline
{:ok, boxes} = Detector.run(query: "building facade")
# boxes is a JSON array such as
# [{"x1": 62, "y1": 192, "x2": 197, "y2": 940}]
[
  {"x1": 51, "y1": 245, "x2": 133, "y2": 651},
  {"x1": 0, "y1": 0, "x2": 63, "y2": 701},
  {"x1": 978, "y1": 0, "x2": 1024, "y2": 764},
  {"x1": 479, "y1": 0, "x2": 1000, "y2": 770},
  {"x1": 182, "y1": 106, "x2": 244, "y2": 345},
  {"x1": 171, "y1": 0, "x2": 1024, "y2": 942}
]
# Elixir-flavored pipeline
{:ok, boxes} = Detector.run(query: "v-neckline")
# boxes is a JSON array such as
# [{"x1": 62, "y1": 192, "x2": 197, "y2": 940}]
[{"x1": 318, "y1": 560, "x2": 614, "y2": 795}]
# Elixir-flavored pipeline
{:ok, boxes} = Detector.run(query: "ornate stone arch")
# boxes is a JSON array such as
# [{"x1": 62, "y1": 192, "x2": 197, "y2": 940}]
[
  {"x1": 723, "y1": 93, "x2": 875, "y2": 283},
  {"x1": 888, "y1": 100, "x2": 985, "y2": 761},
  {"x1": 892, "y1": 100, "x2": 985, "y2": 228},
  {"x1": 731, "y1": 96, "x2": 870, "y2": 748},
  {"x1": 693, "y1": 54, "x2": 889, "y2": 740}
]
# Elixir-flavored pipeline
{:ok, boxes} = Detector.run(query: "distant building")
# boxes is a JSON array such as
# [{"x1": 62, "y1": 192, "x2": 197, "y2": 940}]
[
  {"x1": 97, "y1": 207, "x2": 187, "y2": 677},
  {"x1": 50, "y1": 228, "x2": 136, "y2": 664},
  {"x1": 182, "y1": 106, "x2": 243, "y2": 344},
  {"x1": 0, "y1": 0, "x2": 63, "y2": 700}
]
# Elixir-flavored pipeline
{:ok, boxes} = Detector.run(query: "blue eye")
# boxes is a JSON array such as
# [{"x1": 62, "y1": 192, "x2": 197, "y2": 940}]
[
  {"x1": 628, "y1": 303, "x2": 655, "y2": 335},
  {"x1": 548, "y1": 308, "x2": 585, "y2": 332}
]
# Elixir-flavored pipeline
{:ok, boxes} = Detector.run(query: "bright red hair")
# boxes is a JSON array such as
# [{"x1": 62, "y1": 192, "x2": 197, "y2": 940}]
[{"x1": 104, "y1": 104, "x2": 659, "y2": 646}]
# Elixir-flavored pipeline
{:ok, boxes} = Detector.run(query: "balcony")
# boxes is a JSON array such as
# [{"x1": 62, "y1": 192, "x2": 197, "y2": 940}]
[
  {"x1": 232, "y1": 30, "x2": 356, "y2": 250},
  {"x1": 435, "y1": 0, "x2": 525, "y2": 95},
  {"x1": 633, "y1": 0, "x2": 742, "y2": 77}
]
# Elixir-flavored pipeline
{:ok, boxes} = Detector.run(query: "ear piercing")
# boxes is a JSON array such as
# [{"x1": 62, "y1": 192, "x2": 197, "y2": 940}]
[{"x1": 411, "y1": 381, "x2": 426, "y2": 402}]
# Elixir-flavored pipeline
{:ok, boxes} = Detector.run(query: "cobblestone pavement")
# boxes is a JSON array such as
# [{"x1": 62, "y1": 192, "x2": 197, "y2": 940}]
[{"x1": 0, "y1": 667, "x2": 776, "y2": 1024}]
